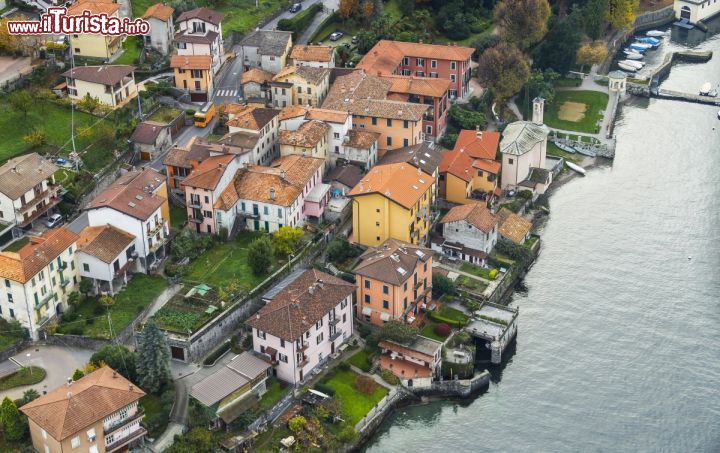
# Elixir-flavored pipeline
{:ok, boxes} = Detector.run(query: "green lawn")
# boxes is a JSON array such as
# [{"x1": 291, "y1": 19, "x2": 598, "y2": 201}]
[
  {"x1": 0, "y1": 367, "x2": 46, "y2": 391},
  {"x1": 525, "y1": 235, "x2": 539, "y2": 249},
  {"x1": 257, "y1": 377, "x2": 289, "y2": 412},
  {"x1": 57, "y1": 275, "x2": 167, "y2": 338},
  {"x1": 139, "y1": 393, "x2": 168, "y2": 438},
  {"x1": 546, "y1": 141, "x2": 582, "y2": 164},
  {"x1": 183, "y1": 232, "x2": 279, "y2": 291},
  {"x1": 346, "y1": 348, "x2": 375, "y2": 372},
  {"x1": 115, "y1": 36, "x2": 141, "y2": 65},
  {"x1": 323, "y1": 369, "x2": 388, "y2": 425},
  {"x1": 544, "y1": 90, "x2": 609, "y2": 134},
  {"x1": 194, "y1": 0, "x2": 285, "y2": 36},
  {"x1": 148, "y1": 106, "x2": 183, "y2": 124},
  {"x1": 436, "y1": 306, "x2": 469, "y2": 324},
  {"x1": 420, "y1": 321, "x2": 446, "y2": 342},
  {"x1": 459, "y1": 263, "x2": 493, "y2": 280},
  {"x1": 253, "y1": 425, "x2": 293, "y2": 453},
  {"x1": 456, "y1": 275, "x2": 487, "y2": 293},
  {"x1": 554, "y1": 78, "x2": 583, "y2": 88},
  {"x1": 169, "y1": 204, "x2": 186, "y2": 231},
  {"x1": 2, "y1": 237, "x2": 29, "y2": 253}
]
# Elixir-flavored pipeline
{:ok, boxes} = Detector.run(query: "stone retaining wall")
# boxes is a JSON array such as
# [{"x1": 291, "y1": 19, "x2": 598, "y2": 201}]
[
  {"x1": 0, "y1": 339, "x2": 30, "y2": 363},
  {"x1": 410, "y1": 370, "x2": 491, "y2": 399}
]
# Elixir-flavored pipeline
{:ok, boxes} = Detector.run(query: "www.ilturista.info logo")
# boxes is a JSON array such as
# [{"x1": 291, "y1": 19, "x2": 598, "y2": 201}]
[{"x1": 6, "y1": 8, "x2": 151, "y2": 35}]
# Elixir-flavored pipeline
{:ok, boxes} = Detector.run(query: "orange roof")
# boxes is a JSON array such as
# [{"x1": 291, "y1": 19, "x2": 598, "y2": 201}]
[
  {"x1": 241, "y1": 67, "x2": 274, "y2": 85},
  {"x1": 357, "y1": 40, "x2": 474, "y2": 75},
  {"x1": 67, "y1": 0, "x2": 119, "y2": 15},
  {"x1": 439, "y1": 148, "x2": 473, "y2": 182},
  {"x1": 0, "y1": 227, "x2": 78, "y2": 284},
  {"x1": 440, "y1": 202, "x2": 498, "y2": 233},
  {"x1": 170, "y1": 55, "x2": 211, "y2": 70},
  {"x1": 77, "y1": 225, "x2": 135, "y2": 264},
  {"x1": 278, "y1": 105, "x2": 309, "y2": 121},
  {"x1": 290, "y1": 44, "x2": 334, "y2": 62},
  {"x1": 143, "y1": 3, "x2": 174, "y2": 20},
  {"x1": 496, "y1": 208, "x2": 532, "y2": 244},
  {"x1": 306, "y1": 108, "x2": 349, "y2": 123},
  {"x1": 278, "y1": 121, "x2": 329, "y2": 148},
  {"x1": 20, "y1": 367, "x2": 144, "y2": 441},
  {"x1": 472, "y1": 158, "x2": 501, "y2": 174},
  {"x1": 348, "y1": 162, "x2": 433, "y2": 209},
  {"x1": 87, "y1": 169, "x2": 166, "y2": 221},
  {"x1": 381, "y1": 75, "x2": 451, "y2": 98},
  {"x1": 226, "y1": 106, "x2": 279, "y2": 130},
  {"x1": 453, "y1": 129, "x2": 500, "y2": 160},
  {"x1": 181, "y1": 154, "x2": 235, "y2": 190}
]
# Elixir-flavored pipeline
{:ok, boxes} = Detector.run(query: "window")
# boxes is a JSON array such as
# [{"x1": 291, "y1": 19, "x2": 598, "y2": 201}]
[
  {"x1": 87, "y1": 428, "x2": 96, "y2": 442},
  {"x1": 195, "y1": 81, "x2": 201, "y2": 90},
  {"x1": 7, "y1": 294, "x2": 12, "y2": 304},
  {"x1": 450, "y1": 74, "x2": 456, "y2": 82},
  {"x1": 386, "y1": 118, "x2": 392, "y2": 127},
  {"x1": 278, "y1": 208, "x2": 283, "y2": 218},
  {"x1": 4, "y1": 279, "x2": 9, "y2": 288},
  {"x1": 403, "y1": 120, "x2": 409, "y2": 128},
  {"x1": 307, "y1": 87, "x2": 312, "y2": 94},
  {"x1": 431, "y1": 59, "x2": 437, "y2": 68},
  {"x1": 386, "y1": 136, "x2": 392, "y2": 146},
  {"x1": 404, "y1": 282, "x2": 408, "y2": 291},
  {"x1": 451, "y1": 61, "x2": 457, "y2": 70},
  {"x1": 49, "y1": 262, "x2": 54, "y2": 272},
  {"x1": 424, "y1": 263, "x2": 427, "y2": 272},
  {"x1": 316, "y1": 319, "x2": 323, "y2": 329},
  {"x1": 383, "y1": 285, "x2": 389, "y2": 294},
  {"x1": 316, "y1": 332, "x2": 324, "y2": 344},
  {"x1": 191, "y1": 69, "x2": 202, "y2": 78},
  {"x1": 341, "y1": 298, "x2": 348, "y2": 309},
  {"x1": 416, "y1": 71, "x2": 424, "y2": 77},
  {"x1": 371, "y1": 117, "x2": 377, "y2": 125},
  {"x1": 297, "y1": 86, "x2": 302, "y2": 93},
  {"x1": 364, "y1": 280, "x2": 370, "y2": 289},
  {"x1": 402, "y1": 57, "x2": 409, "y2": 65},
  {"x1": 383, "y1": 300, "x2": 389, "y2": 309},
  {"x1": 364, "y1": 294, "x2": 370, "y2": 303},
  {"x1": 279, "y1": 353, "x2": 288, "y2": 363},
  {"x1": 508, "y1": 158, "x2": 514, "y2": 165},
  {"x1": 403, "y1": 138, "x2": 409, "y2": 147},
  {"x1": 177, "y1": 42, "x2": 186, "y2": 49},
  {"x1": 256, "y1": 329, "x2": 266, "y2": 340}
]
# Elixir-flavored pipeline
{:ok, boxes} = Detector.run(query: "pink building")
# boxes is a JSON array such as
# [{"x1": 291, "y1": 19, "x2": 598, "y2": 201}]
[{"x1": 246, "y1": 269, "x2": 355, "y2": 385}]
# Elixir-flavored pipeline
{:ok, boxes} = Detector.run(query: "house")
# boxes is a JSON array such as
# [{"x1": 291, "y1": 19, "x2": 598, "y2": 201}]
[
  {"x1": 181, "y1": 154, "x2": 242, "y2": 235},
  {"x1": 0, "y1": 228, "x2": 79, "y2": 339},
  {"x1": 213, "y1": 155, "x2": 327, "y2": 233},
  {"x1": 378, "y1": 141, "x2": 442, "y2": 204},
  {"x1": 240, "y1": 30, "x2": 293, "y2": 73},
  {"x1": 289, "y1": 44, "x2": 335, "y2": 68},
  {"x1": 323, "y1": 163, "x2": 363, "y2": 197},
  {"x1": 305, "y1": 108, "x2": 352, "y2": 166},
  {"x1": 130, "y1": 121, "x2": 172, "y2": 161},
  {"x1": 20, "y1": 367, "x2": 146, "y2": 453},
  {"x1": 63, "y1": 65, "x2": 137, "y2": 108},
  {"x1": 354, "y1": 238, "x2": 432, "y2": 326},
  {"x1": 439, "y1": 128, "x2": 501, "y2": 204},
  {"x1": 142, "y1": 3, "x2": 174, "y2": 55},
  {"x1": 175, "y1": 7, "x2": 225, "y2": 74},
  {"x1": 322, "y1": 70, "x2": 429, "y2": 154},
  {"x1": 348, "y1": 163, "x2": 434, "y2": 247},
  {"x1": 271, "y1": 66, "x2": 331, "y2": 108},
  {"x1": 496, "y1": 208, "x2": 532, "y2": 245},
  {"x1": 380, "y1": 74, "x2": 451, "y2": 141},
  {"x1": 279, "y1": 120, "x2": 330, "y2": 160},
  {"x1": 86, "y1": 168, "x2": 170, "y2": 272},
  {"x1": 379, "y1": 336, "x2": 442, "y2": 388},
  {"x1": 163, "y1": 143, "x2": 212, "y2": 194},
  {"x1": 357, "y1": 40, "x2": 474, "y2": 99},
  {"x1": 171, "y1": 55, "x2": 214, "y2": 102},
  {"x1": 67, "y1": 0, "x2": 122, "y2": 60},
  {"x1": 334, "y1": 129, "x2": 380, "y2": 169},
  {"x1": 674, "y1": 0, "x2": 720, "y2": 24},
  {"x1": 0, "y1": 153, "x2": 60, "y2": 232},
  {"x1": 434, "y1": 202, "x2": 498, "y2": 265},
  {"x1": 500, "y1": 98, "x2": 552, "y2": 194},
  {"x1": 190, "y1": 351, "x2": 271, "y2": 427},
  {"x1": 77, "y1": 224, "x2": 136, "y2": 295},
  {"x1": 246, "y1": 269, "x2": 354, "y2": 384},
  {"x1": 226, "y1": 105, "x2": 281, "y2": 165},
  {"x1": 241, "y1": 68, "x2": 274, "y2": 100}
]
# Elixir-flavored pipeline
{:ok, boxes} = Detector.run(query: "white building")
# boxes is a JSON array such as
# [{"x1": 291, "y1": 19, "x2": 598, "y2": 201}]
[
  {"x1": 247, "y1": 269, "x2": 354, "y2": 385},
  {"x1": 226, "y1": 105, "x2": 281, "y2": 166},
  {"x1": 674, "y1": 0, "x2": 720, "y2": 24},
  {"x1": 434, "y1": 202, "x2": 498, "y2": 266},
  {"x1": 289, "y1": 44, "x2": 336, "y2": 68},
  {"x1": 77, "y1": 224, "x2": 137, "y2": 295},
  {"x1": 175, "y1": 7, "x2": 225, "y2": 74},
  {"x1": 239, "y1": 30, "x2": 293, "y2": 74},
  {"x1": 0, "y1": 228, "x2": 79, "y2": 339},
  {"x1": 63, "y1": 65, "x2": 137, "y2": 109},
  {"x1": 142, "y1": 3, "x2": 175, "y2": 55}
]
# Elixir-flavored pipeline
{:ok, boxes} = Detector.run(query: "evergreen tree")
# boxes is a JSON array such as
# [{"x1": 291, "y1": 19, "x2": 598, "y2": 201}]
[
  {"x1": 247, "y1": 236, "x2": 273, "y2": 276},
  {"x1": 0, "y1": 397, "x2": 26, "y2": 441},
  {"x1": 72, "y1": 369, "x2": 85, "y2": 381},
  {"x1": 136, "y1": 320, "x2": 171, "y2": 394}
]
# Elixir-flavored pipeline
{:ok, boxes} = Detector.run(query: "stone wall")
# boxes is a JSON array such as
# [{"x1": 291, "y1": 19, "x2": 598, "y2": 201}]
[
  {"x1": 42, "y1": 333, "x2": 110, "y2": 351},
  {"x1": 0, "y1": 339, "x2": 30, "y2": 363},
  {"x1": 409, "y1": 370, "x2": 491, "y2": 398}
]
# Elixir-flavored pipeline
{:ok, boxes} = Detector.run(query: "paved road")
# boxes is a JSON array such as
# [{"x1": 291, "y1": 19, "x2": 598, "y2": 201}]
[{"x1": 0, "y1": 345, "x2": 93, "y2": 401}]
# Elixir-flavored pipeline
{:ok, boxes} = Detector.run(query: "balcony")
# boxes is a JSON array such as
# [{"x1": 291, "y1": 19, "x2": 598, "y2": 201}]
[
  {"x1": 149, "y1": 235, "x2": 167, "y2": 253},
  {"x1": 16, "y1": 195, "x2": 62, "y2": 227},
  {"x1": 297, "y1": 342, "x2": 309, "y2": 352},
  {"x1": 329, "y1": 317, "x2": 340, "y2": 326},
  {"x1": 16, "y1": 185, "x2": 60, "y2": 215},
  {"x1": 60, "y1": 278, "x2": 70, "y2": 288},
  {"x1": 188, "y1": 216, "x2": 203, "y2": 224},
  {"x1": 423, "y1": 113, "x2": 434, "y2": 122},
  {"x1": 147, "y1": 222, "x2": 163, "y2": 235},
  {"x1": 298, "y1": 353, "x2": 309, "y2": 366},
  {"x1": 106, "y1": 426, "x2": 147, "y2": 453},
  {"x1": 329, "y1": 329, "x2": 342, "y2": 342},
  {"x1": 39, "y1": 292, "x2": 54, "y2": 306},
  {"x1": 188, "y1": 200, "x2": 202, "y2": 209},
  {"x1": 105, "y1": 408, "x2": 145, "y2": 434}
]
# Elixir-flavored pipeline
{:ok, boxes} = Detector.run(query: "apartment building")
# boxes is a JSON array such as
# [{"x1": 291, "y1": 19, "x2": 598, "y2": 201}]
[
  {"x1": 239, "y1": 30, "x2": 293, "y2": 73},
  {"x1": 271, "y1": 66, "x2": 331, "y2": 107},
  {"x1": 247, "y1": 269, "x2": 354, "y2": 384},
  {"x1": 279, "y1": 120, "x2": 330, "y2": 160},
  {"x1": 77, "y1": 224, "x2": 137, "y2": 296},
  {"x1": 175, "y1": 7, "x2": 225, "y2": 74},
  {"x1": 435, "y1": 202, "x2": 499, "y2": 266},
  {"x1": 21, "y1": 367, "x2": 146, "y2": 453},
  {"x1": 381, "y1": 74, "x2": 451, "y2": 140},
  {"x1": 0, "y1": 228, "x2": 79, "y2": 339},
  {"x1": 289, "y1": 44, "x2": 335, "y2": 68},
  {"x1": 142, "y1": 3, "x2": 174, "y2": 55},
  {"x1": 67, "y1": 0, "x2": 123, "y2": 60},
  {"x1": 439, "y1": 128, "x2": 501, "y2": 204},
  {"x1": 171, "y1": 55, "x2": 214, "y2": 102},
  {"x1": 354, "y1": 238, "x2": 432, "y2": 326},
  {"x1": 63, "y1": 65, "x2": 137, "y2": 109},
  {"x1": 226, "y1": 105, "x2": 281, "y2": 165}
]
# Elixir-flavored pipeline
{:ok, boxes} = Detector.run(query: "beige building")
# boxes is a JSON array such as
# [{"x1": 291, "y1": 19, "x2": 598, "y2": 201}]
[
  {"x1": 0, "y1": 153, "x2": 60, "y2": 231},
  {"x1": 63, "y1": 65, "x2": 137, "y2": 109},
  {"x1": 67, "y1": 0, "x2": 123, "y2": 60},
  {"x1": 171, "y1": 55, "x2": 214, "y2": 102},
  {"x1": 175, "y1": 7, "x2": 225, "y2": 74},
  {"x1": 239, "y1": 29, "x2": 293, "y2": 73},
  {"x1": 271, "y1": 66, "x2": 330, "y2": 108},
  {"x1": 142, "y1": 3, "x2": 175, "y2": 55},
  {"x1": 289, "y1": 44, "x2": 335, "y2": 68},
  {"x1": 279, "y1": 120, "x2": 330, "y2": 160},
  {"x1": 21, "y1": 367, "x2": 146, "y2": 453}
]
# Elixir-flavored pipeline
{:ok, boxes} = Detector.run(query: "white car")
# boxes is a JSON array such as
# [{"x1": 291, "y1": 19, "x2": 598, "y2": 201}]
[
  {"x1": 45, "y1": 213, "x2": 64, "y2": 228},
  {"x1": 329, "y1": 31, "x2": 344, "y2": 41}
]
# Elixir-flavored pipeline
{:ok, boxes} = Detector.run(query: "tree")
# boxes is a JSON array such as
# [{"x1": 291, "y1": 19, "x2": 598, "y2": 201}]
[
  {"x1": 375, "y1": 321, "x2": 418, "y2": 344},
  {"x1": 337, "y1": 422, "x2": 359, "y2": 444},
  {"x1": 72, "y1": 369, "x2": 85, "y2": 381},
  {"x1": 22, "y1": 128, "x2": 47, "y2": 148},
  {"x1": 136, "y1": 320, "x2": 171, "y2": 394},
  {"x1": 576, "y1": 42, "x2": 609, "y2": 69},
  {"x1": 0, "y1": 397, "x2": 26, "y2": 441},
  {"x1": 8, "y1": 91, "x2": 32, "y2": 119},
  {"x1": 397, "y1": 0, "x2": 414, "y2": 16},
  {"x1": 79, "y1": 278, "x2": 94, "y2": 298},
  {"x1": 338, "y1": 0, "x2": 359, "y2": 19},
  {"x1": 356, "y1": 31, "x2": 378, "y2": 54},
  {"x1": 354, "y1": 375, "x2": 377, "y2": 394},
  {"x1": 327, "y1": 237, "x2": 357, "y2": 263},
  {"x1": 448, "y1": 105, "x2": 487, "y2": 130},
  {"x1": 0, "y1": 18, "x2": 20, "y2": 53},
  {"x1": 432, "y1": 274, "x2": 456, "y2": 298},
  {"x1": 583, "y1": 0, "x2": 608, "y2": 40},
  {"x1": 606, "y1": 0, "x2": 638, "y2": 30},
  {"x1": 19, "y1": 389, "x2": 40, "y2": 406},
  {"x1": 532, "y1": 16, "x2": 582, "y2": 74},
  {"x1": 90, "y1": 344, "x2": 138, "y2": 382},
  {"x1": 477, "y1": 44, "x2": 531, "y2": 103},
  {"x1": 247, "y1": 236, "x2": 273, "y2": 276},
  {"x1": 473, "y1": 34, "x2": 501, "y2": 58},
  {"x1": 272, "y1": 226, "x2": 304, "y2": 257},
  {"x1": 171, "y1": 230, "x2": 214, "y2": 262},
  {"x1": 494, "y1": 0, "x2": 551, "y2": 49},
  {"x1": 78, "y1": 93, "x2": 101, "y2": 114},
  {"x1": 362, "y1": 0, "x2": 374, "y2": 21},
  {"x1": 67, "y1": 291, "x2": 81, "y2": 307}
]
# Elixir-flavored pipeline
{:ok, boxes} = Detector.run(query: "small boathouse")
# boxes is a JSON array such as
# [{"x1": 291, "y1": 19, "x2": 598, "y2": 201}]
[{"x1": 465, "y1": 301, "x2": 518, "y2": 364}]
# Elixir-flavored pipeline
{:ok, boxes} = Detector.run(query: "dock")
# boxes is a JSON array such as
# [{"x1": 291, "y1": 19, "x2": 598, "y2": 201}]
[
  {"x1": 654, "y1": 88, "x2": 720, "y2": 106},
  {"x1": 465, "y1": 301, "x2": 518, "y2": 364}
]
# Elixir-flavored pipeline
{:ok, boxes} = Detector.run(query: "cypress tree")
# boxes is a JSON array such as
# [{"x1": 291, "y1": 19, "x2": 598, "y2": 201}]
[{"x1": 136, "y1": 320, "x2": 171, "y2": 394}]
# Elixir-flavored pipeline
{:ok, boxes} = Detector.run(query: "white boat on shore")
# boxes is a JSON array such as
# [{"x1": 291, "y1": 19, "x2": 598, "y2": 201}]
[
  {"x1": 625, "y1": 52, "x2": 644, "y2": 60},
  {"x1": 646, "y1": 30, "x2": 665, "y2": 37},
  {"x1": 618, "y1": 62, "x2": 638, "y2": 72},
  {"x1": 620, "y1": 60, "x2": 644, "y2": 70},
  {"x1": 553, "y1": 142, "x2": 577, "y2": 153},
  {"x1": 632, "y1": 42, "x2": 653, "y2": 50},
  {"x1": 575, "y1": 146, "x2": 598, "y2": 158},
  {"x1": 566, "y1": 161, "x2": 586, "y2": 176},
  {"x1": 699, "y1": 82, "x2": 714, "y2": 95}
]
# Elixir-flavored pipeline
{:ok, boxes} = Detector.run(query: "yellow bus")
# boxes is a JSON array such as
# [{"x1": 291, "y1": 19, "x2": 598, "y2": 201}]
[{"x1": 194, "y1": 101, "x2": 216, "y2": 127}]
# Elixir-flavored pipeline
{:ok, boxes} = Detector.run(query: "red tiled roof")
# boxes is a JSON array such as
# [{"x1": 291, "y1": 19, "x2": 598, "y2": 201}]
[
  {"x1": 87, "y1": 168, "x2": 166, "y2": 221},
  {"x1": 177, "y1": 6, "x2": 223, "y2": 25},
  {"x1": 453, "y1": 129, "x2": 500, "y2": 160},
  {"x1": 440, "y1": 202, "x2": 498, "y2": 233},
  {"x1": 0, "y1": 228, "x2": 78, "y2": 283},
  {"x1": 181, "y1": 154, "x2": 235, "y2": 190},
  {"x1": 357, "y1": 40, "x2": 474, "y2": 75},
  {"x1": 143, "y1": 3, "x2": 174, "y2": 20}
]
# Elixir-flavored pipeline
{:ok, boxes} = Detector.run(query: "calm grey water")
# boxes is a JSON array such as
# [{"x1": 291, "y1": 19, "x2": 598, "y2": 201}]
[{"x1": 364, "y1": 28, "x2": 720, "y2": 453}]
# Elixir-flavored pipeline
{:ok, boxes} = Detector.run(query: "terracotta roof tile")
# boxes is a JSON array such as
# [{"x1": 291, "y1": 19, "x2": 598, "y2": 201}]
[
  {"x1": 272, "y1": 66, "x2": 330, "y2": 86},
  {"x1": 20, "y1": 367, "x2": 145, "y2": 441},
  {"x1": 67, "y1": 0, "x2": 119, "y2": 15},
  {"x1": 323, "y1": 164, "x2": 363, "y2": 188},
  {"x1": 453, "y1": 129, "x2": 500, "y2": 160},
  {"x1": 174, "y1": 30, "x2": 219, "y2": 45},
  {"x1": 177, "y1": 7, "x2": 223, "y2": 25},
  {"x1": 87, "y1": 169, "x2": 166, "y2": 221},
  {"x1": 143, "y1": 3, "x2": 174, "y2": 20},
  {"x1": 241, "y1": 67, "x2": 274, "y2": 85},
  {"x1": 290, "y1": 45, "x2": 334, "y2": 62},
  {"x1": 306, "y1": 108, "x2": 348, "y2": 123},
  {"x1": 0, "y1": 227, "x2": 78, "y2": 283},
  {"x1": 170, "y1": 55, "x2": 212, "y2": 70},
  {"x1": 345, "y1": 129, "x2": 379, "y2": 149},
  {"x1": 181, "y1": 154, "x2": 235, "y2": 190},
  {"x1": 62, "y1": 65, "x2": 134, "y2": 85},
  {"x1": 381, "y1": 75, "x2": 451, "y2": 98},
  {"x1": 278, "y1": 105, "x2": 309, "y2": 121},
  {"x1": 0, "y1": 153, "x2": 58, "y2": 200},
  {"x1": 278, "y1": 121, "x2": 329, "y2": 148},
  {"x1": 130, "y1": 121, "x2": 165, "y2": 145},
  {"x1": 354, "y1": 238, "x2": 431, "y2": 285},
  {"x1": 357, "y1": 40, "x2": 474, "y2": 75},
  {"x1": 77, "y1": 225, "x2": 135, "y2": 264},
  {"x1": 226, "y1": 106, "x2": 279, "y2": 131},
  {"x1": 348, "y1": 162, "x2": 433, "y2": 209},
  {"x1": 496, "y1": 208, "x2": 532, "y2": 244},
  {"x1": 440, "y1": 202, "x2": 498, "y2": 233},
  {"x1": 245, "y1": 270, "x2": 354, "y2": 342}
]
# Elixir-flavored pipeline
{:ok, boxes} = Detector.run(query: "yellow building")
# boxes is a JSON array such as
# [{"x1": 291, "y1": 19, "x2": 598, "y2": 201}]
[
  {"x1": 171, "y1": 55, "x2": 214, "y2": 102},
  {"x1": 271, "y1": 66, "x2": 331, "y2": 108},
  {"x1": 439, "y1": 129, "x2": 501, "y2": 204},
  {"x1": 279, "y1": 120, "x2": 330, "y2": 160},
  {"x1": 63, "y1": 65, "x2": 137, "y2": 109},
  {"x1": 67, "y1": 0, "x2": 123, "y2": 59},
  {"x1": 348, "y1": 162, "x2": 434, "y2": 247}
]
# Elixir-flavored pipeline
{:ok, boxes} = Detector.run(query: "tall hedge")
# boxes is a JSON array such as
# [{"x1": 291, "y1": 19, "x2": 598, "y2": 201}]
[{"x1": 277, "y1": 3, "x2": 323, "y2": 38}]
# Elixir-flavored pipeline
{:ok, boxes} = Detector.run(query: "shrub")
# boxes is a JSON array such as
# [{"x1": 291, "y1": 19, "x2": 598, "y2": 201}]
[
  {"x1": 314, "y1": 383, "x2": 336, "y2": 397},
  {"x1": 434, "y1": 322, "x2": 452, "y2": 337},
  {"x1": 357, "y1": 323, "x2": 371, "y2": 339},
  {"x1": 432, "y1": 274, "x2": 456, "y2": 298},
  {"x1": 518, "y1": 190, "x2": 533, "y2": 199},
  {"x1": 85, "y1": 318, "x2": 95, "y2": 325},
  {"x1": 185, "y1": 109, "x2": 196, "y2": 116},
  {"x1": 489, "y1": 269, "x2": 498, "y2": 280},
  {"x1": 338, "y1": 362, "x2": 351, "y2": 371},
  {"x1": 203, "y1": 341, "x2": 231, "y2": 366},
  {"x1": 380, "y1": 369, "x2": 400, "y2": 385},
  {"x1": 429, "y1": 312, "x2": 465, "y2": 328},
  {"x1": 247, "y1": 236, "x2": 273, "y2": 276},
  {"x1": 354, "y1": 375, "x2": 377, "y2": 395},
  {"x1": 93, "y1": 304, "x2": 106, "y2": 316},
  {"x1": 67, "y1": 326, "x2": 84, "y2": 335}
]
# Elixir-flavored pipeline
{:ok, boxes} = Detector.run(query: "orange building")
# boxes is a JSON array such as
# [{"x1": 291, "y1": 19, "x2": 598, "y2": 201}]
[
  {"x1": 354, "y1": 238, "x2": 432, "y2": 326},
  {"x1": 170, "y1": 55, "x2": 214, "y2": 102},
  {"x1": 439, "y1": 128, "x2": 501, "y2": 204}
]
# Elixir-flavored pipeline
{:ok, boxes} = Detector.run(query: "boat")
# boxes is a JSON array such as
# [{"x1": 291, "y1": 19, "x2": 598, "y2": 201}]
[
  {"x1": 566, "y1": 161, "x2": 586, "y2": 176},
  {"x1": 625, "y1": 52, "x2": 644, "y2": 60},
  {"x1": 637, "y1": 37, "x2": 661, "y2": 46},
  {"x1": 628, "y1": 44, "x2": 648, "y2": 53},
  {"x1": 620, "y1": 60, "x2": 644, "y2": 70},
  {"x1": 699, "y1": 82, "x2": 713, "y2": 95},
  {"x1": 631, "y1": 42, "x2": 653, "y2": 50},
  {"x1": 618, "y1": 61, "x2": 638, "y2": 72},
  {"x1": 646, "y1": 30, "x2": 665, "y2": 37},
  {"x1": 553, "y1": 142, "x2": 577, "y2": 153},
  {"x1": 575, "y1": 146, "x2": 598, "y2": 158}
]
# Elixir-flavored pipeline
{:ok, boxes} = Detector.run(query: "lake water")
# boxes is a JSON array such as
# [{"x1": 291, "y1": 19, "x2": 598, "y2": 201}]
[{"x1": 364, "y1": 25, "x2": 720, "y2": 453}]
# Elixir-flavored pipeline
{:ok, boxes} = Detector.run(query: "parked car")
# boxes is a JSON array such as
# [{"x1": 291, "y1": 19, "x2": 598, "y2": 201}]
[
  {"x1": 45, "y1": 213, "x2": 64, "y2": 228},
  {"x1": 351, "y1": 35, "x2": 358, "y2": 44},
  {"x1": 329, "y1": 31, "x2": 344, "y2": 41},
  {"x1": 289, "y1": 3, "x2": 301, "y2": 12}
]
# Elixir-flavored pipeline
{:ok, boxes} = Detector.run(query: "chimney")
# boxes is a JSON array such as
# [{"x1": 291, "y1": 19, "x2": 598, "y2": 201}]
[
  {"x1": 280, "y1": 169, "x2": 286, "y2": 179},
  {"x1": 476, "y1": 125, "x2": 482, "y2": 139},
  {"x1": 129, "y1": 384, "x2": 134, "y2": 391},
  {"x1": 317, "y1": 279, "x2": 324, "y2": 289},
  {"x1": 269, "y1": 187, "x2": 276, "y2": 200},
  {"x1": 308, "y1": 286, "x2": 315, "y2": 295},
  {"x1": 112, "y1": 371, "x2": 117, "y2": 378}
]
